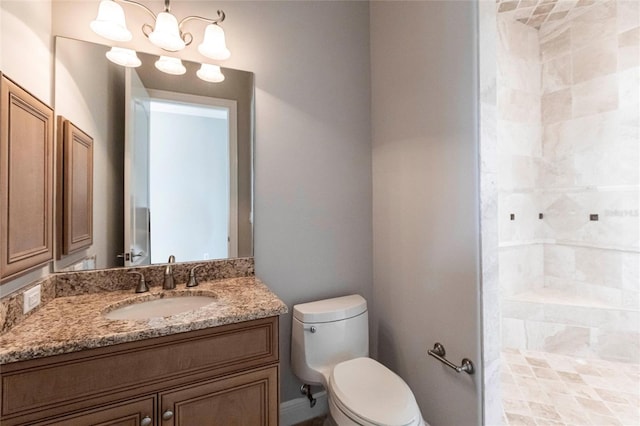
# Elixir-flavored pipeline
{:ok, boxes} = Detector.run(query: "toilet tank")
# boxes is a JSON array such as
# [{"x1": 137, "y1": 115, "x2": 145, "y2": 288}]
[{"x1": 291, "y1": 295, "x2": 369, "y2": 386}]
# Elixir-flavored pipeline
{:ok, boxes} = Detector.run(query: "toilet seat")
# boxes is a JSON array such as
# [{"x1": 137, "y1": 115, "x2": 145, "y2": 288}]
[{"x1": 329, "y1": 357, "x2": 422, "y2": 426}]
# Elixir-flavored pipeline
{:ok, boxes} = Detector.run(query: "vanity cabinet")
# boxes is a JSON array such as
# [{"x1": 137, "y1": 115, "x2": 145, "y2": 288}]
[
  {"x1": 33, "y1": 397, "x2": 156, "y2": 426},
  {"x1": 159, "y1": 365, "x2": 277, "y2": 425},
  {"x1": 0, "y1": 74, "x2": 55, "y2": 282},
  {"x1": 0, "y1": 317, "x2": 279, "y2": 425}
]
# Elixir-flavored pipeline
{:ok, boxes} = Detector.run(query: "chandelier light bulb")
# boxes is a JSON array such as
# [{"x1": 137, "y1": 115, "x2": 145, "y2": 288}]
[
  {"x1": 155, "y1": 56, "x2": 187, "y2": 75},
  {"x1": 149, "y1": 12, "x2": 186, "y2": 51},
  {"x1": 197, "y1": 63, "x2": 225, "y2": 83},
  {"x1": 198, "y1": 24, "x2": 231, "y2": 61},
  {"x1": 105, "y1": 47, "x2": 141, "y2": 67},
  {"x1": 90, "y1": 0, "x2": 132, "y2": 42}
]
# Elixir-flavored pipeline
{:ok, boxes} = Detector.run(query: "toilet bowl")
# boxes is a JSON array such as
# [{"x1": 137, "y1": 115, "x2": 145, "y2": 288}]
[{"x1": 291, "y1": 295, "x2": 425, "y2": 426}]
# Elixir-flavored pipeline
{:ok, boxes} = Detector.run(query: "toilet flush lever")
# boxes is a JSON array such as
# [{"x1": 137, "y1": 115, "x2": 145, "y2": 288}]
[{"x1": 428, "y1": 342, "x2": 474, "y2": 375}]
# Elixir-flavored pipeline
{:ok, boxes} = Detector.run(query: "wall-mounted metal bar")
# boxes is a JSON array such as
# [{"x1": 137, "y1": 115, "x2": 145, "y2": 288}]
[{"x1": 428, "y1": 342, "x2": 474, "y2": 375}]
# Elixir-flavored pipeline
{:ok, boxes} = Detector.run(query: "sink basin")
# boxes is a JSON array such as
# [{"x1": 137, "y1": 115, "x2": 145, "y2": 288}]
[{"x1": 104, "y1": 295, "x2": 216, "y2": 320}]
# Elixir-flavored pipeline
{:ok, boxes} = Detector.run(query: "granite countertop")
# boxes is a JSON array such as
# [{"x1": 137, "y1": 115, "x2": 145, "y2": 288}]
[{"x1": 0, "y1": 277, "x2": 287, "y2": 364}]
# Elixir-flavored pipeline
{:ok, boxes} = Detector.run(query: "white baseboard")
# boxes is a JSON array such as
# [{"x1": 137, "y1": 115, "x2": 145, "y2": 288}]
[{"x1": 280, "y1": 391, "x2": 328, "y2": 426}]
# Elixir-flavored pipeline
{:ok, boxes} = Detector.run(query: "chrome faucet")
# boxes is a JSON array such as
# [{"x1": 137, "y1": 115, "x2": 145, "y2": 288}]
[
  {"x1": 129, "y1": 271, "x2": 149, "y2": 293},
  {"x1": 163, "y1": 255, "x2": 176, "y2": 290}
]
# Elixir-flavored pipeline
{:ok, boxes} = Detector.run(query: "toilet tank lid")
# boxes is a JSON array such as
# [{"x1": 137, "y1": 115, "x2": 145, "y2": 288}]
[{"x1": 293, "y1": 294, "x2": 367, "y2": 323}]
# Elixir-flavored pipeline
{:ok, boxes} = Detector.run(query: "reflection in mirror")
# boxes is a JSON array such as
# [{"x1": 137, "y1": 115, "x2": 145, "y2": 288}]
[{"x1": 53, "y1": 37, "x2": 254, "y2": 272}]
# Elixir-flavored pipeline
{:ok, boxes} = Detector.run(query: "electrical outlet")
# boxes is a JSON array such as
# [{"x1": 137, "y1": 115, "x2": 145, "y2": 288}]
[
  {"x1": 23, "y1": 284, "x2": 41, "y2": 314},
  {"x1": 203, "y1": 253, "x2": 210, "y2": 260}
]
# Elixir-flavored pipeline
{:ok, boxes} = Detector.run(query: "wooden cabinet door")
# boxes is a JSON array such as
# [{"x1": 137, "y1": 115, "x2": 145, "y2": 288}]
[
  {"x1": 0, "y1": 74, "x2": 54, "y2": 282},
  {"x1": 160, "y1": 366, "x2": 278, "y2": 426},
  {"x1": 32, "y1": 396, "x2": 156, "y2": 426}
]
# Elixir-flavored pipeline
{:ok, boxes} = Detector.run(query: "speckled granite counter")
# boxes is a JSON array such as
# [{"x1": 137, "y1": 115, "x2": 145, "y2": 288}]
[{"x1": 0, "y1": 276, "x2": 287, "y2": 364}]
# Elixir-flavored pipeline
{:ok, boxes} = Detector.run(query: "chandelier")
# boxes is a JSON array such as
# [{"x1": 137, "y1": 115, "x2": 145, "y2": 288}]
[{"x1": 90, "y1": 0, "x2": 230, "y2": 82}]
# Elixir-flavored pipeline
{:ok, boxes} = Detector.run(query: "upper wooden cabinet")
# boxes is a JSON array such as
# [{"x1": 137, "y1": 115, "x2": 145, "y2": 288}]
[{"x1": 0, "y1": 74, "x2": 54, "y2": 283}]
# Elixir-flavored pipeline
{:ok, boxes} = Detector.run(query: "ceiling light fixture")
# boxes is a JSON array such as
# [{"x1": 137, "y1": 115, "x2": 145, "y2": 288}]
[
  {"x1": 91, "y1": 0, "x2": 230, "y2": 82},
  {"x1": 197, "y1": 63, "x2": 225, "y2": 83},
  {"x1": 155, "y1": 56, "x2": 186, "y2": 75},
  {"x1": 105, "y1": 47, "x2": 141, "y2": 67}
]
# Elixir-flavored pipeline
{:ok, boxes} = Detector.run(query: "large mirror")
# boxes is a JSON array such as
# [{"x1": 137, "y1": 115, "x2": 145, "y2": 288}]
[{"x1": 53, "y1": 37, "x2": 254, "y2": 271}]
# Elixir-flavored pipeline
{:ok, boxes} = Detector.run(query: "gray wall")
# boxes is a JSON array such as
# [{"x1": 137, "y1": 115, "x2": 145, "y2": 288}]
[
  {"x1": 50, "y1": 0, "x2": 373, "y2": 403},
  {"x1": 370, "y1": 2, "x2": 482, "y2": 425},
  {"x1": 0, "y1": 0, "x2": 54, "y2": 296}
]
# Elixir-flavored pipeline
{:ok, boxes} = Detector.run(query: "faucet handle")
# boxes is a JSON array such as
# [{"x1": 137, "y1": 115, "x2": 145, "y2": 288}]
[
  {"x1": 186, "y1": 265, "x2": 202, "y2": 288},
  {"x1": 129, "y1": 271, "x2": 149, "y2": 293}
]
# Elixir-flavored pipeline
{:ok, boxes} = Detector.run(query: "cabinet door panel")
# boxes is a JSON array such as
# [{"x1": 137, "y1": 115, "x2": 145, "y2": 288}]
[
  {"x1": 161, "y1": 366, "x2": 278, "y2": 426},
  {"x1": 0, "y1": 74, "x2": 54, "y2": 282},
  {"x1": 33, "y1": 396, "x2": 155, "y2": 426}
]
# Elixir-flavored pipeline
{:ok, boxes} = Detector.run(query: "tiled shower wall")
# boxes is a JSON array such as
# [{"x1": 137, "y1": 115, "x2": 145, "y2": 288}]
[
  {"x1": 538, "y1": 0, "x2": 639, "y2": 307},
  {"x1": 498, "y1": 0, "x2": 640, "y2": 362},
  {"x1": 498, "y1": 16, "x2": 544, "y2": 298}
]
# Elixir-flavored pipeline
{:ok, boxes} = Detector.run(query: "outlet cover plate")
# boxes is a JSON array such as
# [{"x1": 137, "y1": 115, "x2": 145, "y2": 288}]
[{"x1": 23, "y1": 285, "x2": 41, "y2": 314}]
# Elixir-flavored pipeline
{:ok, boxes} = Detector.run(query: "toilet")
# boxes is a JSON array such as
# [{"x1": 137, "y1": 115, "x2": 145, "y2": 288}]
[{"x1": 291, "y1": 294, "x2": 425, "y2": 426}]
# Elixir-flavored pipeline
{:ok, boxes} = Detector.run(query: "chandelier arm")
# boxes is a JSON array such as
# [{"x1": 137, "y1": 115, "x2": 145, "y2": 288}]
[
  {"x1": 115, "y1": 0, "x2": 157, "y2": 21},
  {"x1": 178, "y1": 10, "x2": 226, "y2": 30},
  {"x1": 182, "y1": 32, "x2": 194, "y2": 47}
]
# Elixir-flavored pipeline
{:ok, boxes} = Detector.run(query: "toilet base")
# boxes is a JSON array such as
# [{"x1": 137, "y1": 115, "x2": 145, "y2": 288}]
[{"x1": 327, "y1": 394, "x2": 427, "y2": 426}]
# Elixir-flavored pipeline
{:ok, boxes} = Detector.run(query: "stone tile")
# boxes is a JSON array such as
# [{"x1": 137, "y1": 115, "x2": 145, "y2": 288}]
[
  {"x1": 606, "y1": 402, "x2": 640, "y2": 425},
  {"x1": 511, "y1": 363, "x2": 536, "y2": 377},
  {"x1": 504, "y1": 397, "x2": 532, "y2": 415},
  {"x1": 533, "y1": 3, "x2": 556, "y2": 16},
  {"x1": 533, "y1": 366, "x2": 561, "y2": 380},
  {"x1": 505, "y1": 412, "x2": 537, "y2": 426},
  {"x1": 520, "y1": 384, "x2": 553, "y2": 403},
  {"x1": 574, "y1": 363, "x2": 602, "y2": 377},
  {"x1": 572, "y1": 38, "x2": 618, "y2": 84},
  {"x1": 547, "y1": 10, "x2": 569, "y2": 22},
  {"x1": 525, "y1": 356, "x2": 551, "y2": 368},
  {"x1": 504, "y1": 381, "x2": 526, "y2": 401},
  {"x1": 498, "y1": 15, "x2": 540, "y2": 60},
  {"x1": 528, "y1": 401, "x2": 563, "y2": 421},
  {"x1": 556, "y1": 404, "x2": 593, "y2": 425},
  {"x1": 519, "y1": 0, "x2": 539, "y2": 10},
  {"x1": 542, "y1": 54, "x2": 572, "y2": 93},
  {"x1": 557, "y1": 370, "x2": 586, "y2": 384},
  {"x1": 566, "y1": 382, "x2": 602, "y2": 399},
  {"x1": 595, "y1": 388, "x2": 633, "y2": 405},
  {"x1": 543, "y1": 353, "x2": 579, "y2": 373},
  {"x1": 618, "y1": 28, "x2": 640, "y2": 71},
  {"x1": 499, "y1": 88, "x2": 541, "y2": 123},
  {"x1": 617, "y1": 0, "x2": 640, "y2": 34},
  {"x1": 504, "y1": 349, "x2": 530, "y2": 364},
  {"x1": 499, "y1": 1, "x2": 520, "y2": 13},
  {"x1": 572, "y1": 74, "x2": 618, "y2": 118},
  {"x1": 515, "y1": 375, "x2": 541, "y2": 389},
  {"x1": 586, "y1": 412, "x2": 622, "y2": 426},
  {"x1": 541, "y1": 28, "x2": 571, "y2": 62},
  {"x1": 576, "y1": 396, "x2": 615, "y2": 416},
  {"x1": 502, "y1": 350, "x2": 640, "y2": 425},
  {"x1": 538, "y1": 378, "x2": 571, "y2": 394},
  {"x1": 542, "y1": 88, "x2": 572, "y2": 124},
  {"x1": 571, "y1": 16, "x2": 617, "y2": 51}
]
